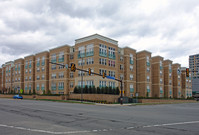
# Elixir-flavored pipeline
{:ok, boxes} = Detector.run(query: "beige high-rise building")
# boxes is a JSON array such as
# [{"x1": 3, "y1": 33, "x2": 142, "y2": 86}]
[
  {"x1": 181, "y1": 67, "x2": 192, "y2": 98},
  {"x1": 35, "y1": 51, "x2": 49, "y2": 94},
  {"x1": 24, "y1": 55, "x2": 35, "y2": 94},
  {"x1": 0, "y1": 68, "x2": 2, "y2": 91},
  {"x1": 172, "y1": 63, "x2": 182, "y2": 98},
  {"x1": 163, "y1": 60, "x2": 173, "y2": 98},
  {"x1": 5, "y1": 61, "x2": 14, "y2": 93},
  {"x1": 13, "y1": 58, "x2": 24, "y2": 93},
  {"x1": 152, "y1": 56, "x2": 164, "y2": 98},
  {"x1": 123, "y1": 47, "x2": 136, "y2": 97},
  {"x1": 136, "y1": 50, "x2": 152, "y2": 97},
  {"x1": 49, "y1": 45, "x2": 70, "y2": 94}
]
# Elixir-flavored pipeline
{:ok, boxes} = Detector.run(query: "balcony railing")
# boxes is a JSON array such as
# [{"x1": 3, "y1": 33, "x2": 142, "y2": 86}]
[
  {"x1": 41, "y1": 87, "x2": 45, "y2": 90},
  {"x1": 58, "y1": 57, "x2": 64, "y2": 62},
  {"x1": 130, "y1": 60, "x2": 134, "y2": 65},
  {"x1": 146, "y1": 62, "x2": 150, "y2": 66},
  {"x1": 86, "y1": 51, "x2": 94, "y2": 57},
  {"x1": 99, "y1": 51, "x2": 107, "y2": 57},
  {"x1": 109, "y1": 54, "x2": 116, "y2": 59},
  {"x1": 58, "y1": 86, "x2": 64, "y2": 90},
  {"x1": 51, "y1": 59, "x2": 56, "y2": 63},
  {"x1": 78, "y1": 53, "x2": 85, "y2": 58},
  {"x1": 147, "y1": 89, "x2": 150, "y2": 93},
  {"x1": 29, "y1": 64, "x2": 32, "y2": 68},
  {"x1": 51, "y1": 86, "x2": 56, "y2": 90},
  {"x1": 130, "y1": 88, "x2": 134, "y2": 93},
  {"x1": 42, "y1": 61, "x2": 45, "y2": 66}
]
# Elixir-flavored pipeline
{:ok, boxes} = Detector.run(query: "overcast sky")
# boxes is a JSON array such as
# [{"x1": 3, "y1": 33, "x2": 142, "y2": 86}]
[{"x1": 0, "y1": 0, "x2": 199, "y2": 67}]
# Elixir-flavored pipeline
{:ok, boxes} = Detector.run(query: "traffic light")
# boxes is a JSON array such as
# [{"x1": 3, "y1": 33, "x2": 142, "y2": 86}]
[
  {"x1": 88, "y1": 68, "x2": 91, "y2": 75},
  {"x1": 102, "y1": 72, "x2": 106, "y2": 78},
  {"x1": 70, "y1": 63, "x2": 76, "y2": 72},
  {"x1": 186, "y1": 68, "x2": 189, "y2": 77}
]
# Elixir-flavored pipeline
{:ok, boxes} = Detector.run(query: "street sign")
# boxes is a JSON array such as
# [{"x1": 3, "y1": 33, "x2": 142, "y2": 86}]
[
  {"x1": 65, "y1": 64, "x2": 68, "y2": 69},
  {"x1": 106, "y1": 76, "x2": 115, "y2": 80}
]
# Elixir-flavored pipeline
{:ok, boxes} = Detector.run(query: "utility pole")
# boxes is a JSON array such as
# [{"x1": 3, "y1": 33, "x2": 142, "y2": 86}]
[{"x1": 81, "y1": 57, "x2": 83, "y2": 103}]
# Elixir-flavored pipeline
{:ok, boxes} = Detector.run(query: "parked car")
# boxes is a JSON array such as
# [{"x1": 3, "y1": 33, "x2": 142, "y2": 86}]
[{"x1": 13, "y1": 95, "x2": 23, "y2": 99}]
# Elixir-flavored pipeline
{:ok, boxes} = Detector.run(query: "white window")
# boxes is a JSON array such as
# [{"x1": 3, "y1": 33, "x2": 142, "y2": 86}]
[
  {"x1": 120, "y1": 74, "x2": 124, "y2": 80},
  {"x1": 87, "y1": 58, "x2": 94, "y2": 65},
  {"x1": 78, "y1": 46, "x2": 85, "y2": 54},
  {"x1": 99, "y1": 58, "x2": 106, "y2": 65},
  {"x1": 51, "y1": 64, "x2": 56, "y2": 70},
  {"x1": 99, "y1": 69, "x2": 107, "y2": 75},
  {"x1": 42, "y1": 74, "x2": 45, "y2": 80},
  {"x1": 109, "y1": 60, "x2": 115, "y2": 67},
  {"x1": 51, "y1": 53, "x2": 56, "y2": 61},
  {"x1": 178, "y1": 75, "x2": 180, "y2": 79},
  {"x1": 130, "y1": 74, "x2": 133, "y2": 80},
  {"x1": 160, "y1": 78, "x2": 163, "y2": 84},
  {"x1": 70, "y1": 82, "x2": 73, "y2": 88},
  {"x1": 29, "y1": 69, "x2": 31, "y2": 73},
  {"x1": 37, "y1": 75, "x2": 40, "y2": 80},
  {"x1": 147, "y1": 76, "x2": 150, "y2": 82},
  {"x1": 86, "y1": 44, "x2": 94, "y2": 53},
  {"x1": 109, "y1": 71, "x2": 115, "y2": 77},
  {"x1": 37, "y1": 67, "x2": 40, "y2": 72},
  {"x1": 86, "y1": 80, "x2": 94, "y2": 86},
  {"x1": 120, "y1": 65, "x2": 124, "y2": 70},
  {"x1": 169, "y1": 80, "x2": 172, "y2": 85},
  {"x1": 78, "y1": 59, "x2": 85, "y2": 66},
  {"x1": 26, "y1": 69, "x2": 28, "y2": 73},
  {"x1": 169, "y1": 73, "x2": 172, "y2": 78},
  {"x1": 59, "y1": 63, "x2": 64, "y2": 69},
  {"x1": 51, "y1": 73, "x2": 56, "y2": 79},
  {"x1": 42, "y1": 56, "x2": 45, "y2": 64},
  {"x1": 99, "y1": 81, "x2": 106, "y2": 87},
  {"x1": 78, "y1": 81, "x2": 85, "y2": 87},
  {"x1": 160, "y1": 70, "x2": 162, "y2": 76},
  {"x1": 70, "y1": 72, "x2": 73, "y2": 78},
  {"x1": 59, "y1": 72, "x2": 64, "y2": 78},
  {"x1": 108, "y1": 47, "x2": 115, "y2": 56},
  {"x1": 109, "y1": 82, "x2": 115, "y2": 88},
  {"x1": 189, "y1": 80, "x2": 191, "y2": 83},
  {"x1": 29, "y1": 76, "x2": 31, "y2": 80},
  {"x1": 58, "y1": 82, "x2": 64, "y2": 89},
  {"x1": 146, "y1": 56, "x2": 149, "y2": 62},
  {"x1": 78, "y1": 71, "x2": 85, "y2": 76},
  {"x1": 99, "y1": 44, "x2": 107, "y2": 54},
  {"x1": 37, "y1": 57, "x2": 40, "y2": 64},
  {"x1": 160, "y1": 61, "x2": 162, "y2": 67},
  {"x1": 18, "y1": 77, "x2": 20, "y2": 81},
  {"x1": 130, "y1": 65, "x2": 133, "y2": 71},
  {"x1": 59, "y1": 52, "x2": 64, "y2": 59},
  {"x1": 120, "y1": 56, "x2": 123, "y2": 61},
  {"x1": 147, "y1": 67, "x2": 150, "y2": 72},
  {"x1": 42, "y1": 67, "x2": 45, "y2": 71}
]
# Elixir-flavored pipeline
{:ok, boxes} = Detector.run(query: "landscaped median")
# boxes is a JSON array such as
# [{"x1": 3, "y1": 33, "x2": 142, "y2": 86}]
[{"x1": 0, "y1": 94, "x2": 197, "y2": 105}]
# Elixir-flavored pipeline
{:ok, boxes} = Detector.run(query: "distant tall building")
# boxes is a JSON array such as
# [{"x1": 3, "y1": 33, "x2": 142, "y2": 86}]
[{"x1": 189, "y1": 53, "x2": 199, "y2": 94}]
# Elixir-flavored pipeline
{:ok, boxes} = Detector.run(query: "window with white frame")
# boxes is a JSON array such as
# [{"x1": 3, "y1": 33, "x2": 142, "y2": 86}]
[
  {"x1": 120, "y1": 65, "x2": 124, "y2": 70},
  {"x1": 99, "y1": 44, "x2": 107, "y2": 54},
  {"x1": 78, "y1": 81, "x2": 85, "y2": 87},
  {"x1": 42, "y1": 67, "x2": 45, "y2": 71},
  {"x1": 160, "y1": 78, "x2": 163, "y2": 84},
  {"x1": 120, "y1": 56, "x2": 123, "y2": 61},
  {"x1": 37, "y1": 84, "x2": 40, "y2": 90},
  {"x1": 120, "y1": 74, "x2": 124, "y2": 80},
  {"x1": 42, "y1": 74, "x2": 45, "y2": 80},
  {"x1": 86, "y1": 69, "x2": 94, "y2": 76},
  {"x1": 130, "y1": 54, "x2": 133, "y2": 61},
  {"x1": 146, "y1": 56, "x2": 149, "y2": 62},
  {"x1": 169, "y1": 80, "x2": 172, "y2": 85},
  {"x1": 78, "y1": 71, "x2": 85, "y2": 76},
  {"x1": 169, "y1": 73, "x2": 172, "y2": 78},
  {"x1": 78, "y1": 59, "x2": 85, "y2": 66},
  {"x1": 70, "y1": 82, "x2": 73, "y2": 88},
  {"x1": 130, "y1": 74, "x2": 133, "y2": 80},
  {"x1": 37, "y1": 57, "x2": 40, "y2": 65},
  {"x1": 109, "y1": 60, "x2": 115, "y2": 67},
  {"x1": 29, "y1": 76, "x2": 31, "y2": 81},
  {"x1": 58, "y1": 82, "x2": 64, "y2": 89},
  {"x1": 130, "y1": 65, "x2": 133, "y2": 71},
  {"x1": 99, "y1": 81, "x2": 106, "y2": 87},
  {"x1": 130, "y1": 84, "x2": 134, "y2": 92},
  {"x1": 78, "y1": 46, "x2": 85, "y2": 55},
  {"x1": 99, "y1": 69, "x2": 107, "y2": 75},
  {"x1": 70, "y1": 72, "x2": 73, "y2": 78},
  {"x1": 160, "y1": 70, "x2": 162, "y2": 76},
  {"x1": 147, "y1": 67, "x2": 150, "y2": 72},
  {"x1": 160, "y1": 61, "x2": 162, "y2": 67},
  {"x1": 37, "y1": 75, "x2": 40, "y2": 80},
  {"x1": 42, "y1": 56, "x2": 45, "y2": 64},
  {"x1": 18, "y1": 77, "x2": 20, "y2": 81},
  {"x1": 109, "y1": 81, "x2": 115, "y2": 88},
  {"x1": 178, "y1": 82, "x2": 180, "y2": 86},
  {"x1": 37, "y1": 67, "x2": 40, "y2": 72},
  {"x1": 109, "y1": 71, "x2": 115, "y2": 77},
  {"x1": 178, "y1": 75, "x2": 180, "y2": 79},
  {"x1": 59, "y1": 52, "x2": 64, "y2": 59},
  {"x1": 86, "y1": 44, "x2": 94, "y2": 53},
  {"x1": 25, "y1": 76, "x2": 28, "y2": 81},
  {"x1": 108, "y1": 47, "x2": 115, "y2": 56},
  {"x1": 59, "y1": 72, "x2": 64, "y2": 78},
  {"x1": 51, "y1": 53, "x2": 56, "y2": 61},
  {"x1": 86, "y1": 80, "x2": 94, "y2": 87},
  {"x1": 51, "y1": 73, "x2": 56, "y2": 79},
  {"x1": 51, "y1": 64, "x2": 56, "y2": 70},
  {"x1": 147, "y1": 76, "x2": 150, "y2": 82},
  {"x1": 29, "y1": 69, "x2": 31, "y2": 73},
  {"x1": 59, "y1": 63, "x2": 64, "y2": 69},
  {"x1": 87, "y1": 57, "x2": 94, "y2": 65},
  {"x1": 99, "y1": 58, "x2": 106, "y2": 65}
]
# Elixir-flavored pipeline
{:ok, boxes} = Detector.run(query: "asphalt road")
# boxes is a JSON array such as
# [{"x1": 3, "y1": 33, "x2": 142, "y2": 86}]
[{"x1": 0, "y1": 98, "x2": 199, "y2": 135}]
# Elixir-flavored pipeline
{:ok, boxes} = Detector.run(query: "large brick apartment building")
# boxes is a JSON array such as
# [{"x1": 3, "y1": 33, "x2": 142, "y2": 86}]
[{"x1": 0, "y1": 34, "x2": 192, "y2": 98}]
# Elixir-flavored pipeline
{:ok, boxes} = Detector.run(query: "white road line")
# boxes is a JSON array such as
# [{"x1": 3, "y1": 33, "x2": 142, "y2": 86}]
[
  {"x1": 0, "y1": 124, "x2": 91, "y2": 134},
  {"x1": 126, "y1": 120, "x2": 199, "y2": 130}
]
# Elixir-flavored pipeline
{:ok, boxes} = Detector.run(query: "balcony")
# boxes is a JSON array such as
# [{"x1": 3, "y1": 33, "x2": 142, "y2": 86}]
[
  {"x1": 99, "y1": 51, "x2": 107, "y2": 57},
  {"x1": 130, "y1": 88, "x2": 134, "y2": 93},
  {"x1": 42, "y1": 61, "x2": 45, "y2": 66},
  {"x1": 41, "y1": 87, "x2": 45, "y2": 90},
  {"x1": 146, "y1": 62, "x2": 150, "y2": 66},
  {"x1": 51, "y1": 59, "x2": 56, "y2": 63},
  {"x1": 86, "y1": 51, "x2": 94, "y2": 57},
  {"x1": 160, "y1": 90, "x2": 163, "y2": 94},
  {"x1": 147, "y1": 89, "x2": 150, "y2": 93},
  {"x1": 58, "y1": 57, "x2": 64, "y2": 62},
  {"x1": 29, "y1": 64, "x2": 32, "y2": 68},
  {"x1": 58, "y1": 86, "x2": 64, "y2": 90},
  {"x1": 130, "y1": 60, "x2": 134, "y2": 65},
  {"x1": 25, "y1": 87, "x2": 28, "y2": 90},
  {"x1": 36, "y1": 87, "x2": 40, "y2": 91},
  {"x1": 37, "y1": 63, "x2": 40, "y2": 67},
  {"x1": 51, "y1": 86, "x2": 56, "y2": 91},
  {"x1": 160, "y1": 66, "x2": 163, "y2": 70},
  {"x1": 78, "y1": 53, "x2": 85, "y2": 58},
  {"x1": 109, "y1": 54, "x2": 116, "y2": 59},
  {"x1": 25, "y1": 65, "x2": 28, "y2": 69}
]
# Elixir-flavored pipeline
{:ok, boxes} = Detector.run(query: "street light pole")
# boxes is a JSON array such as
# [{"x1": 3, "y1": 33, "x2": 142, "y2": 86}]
[
  {"x1": 120, "y1": 80, "x2": 123, "y2": 105},
  {"x1": 81, "y1": 57, "x2": 83, "y2": 103}
]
